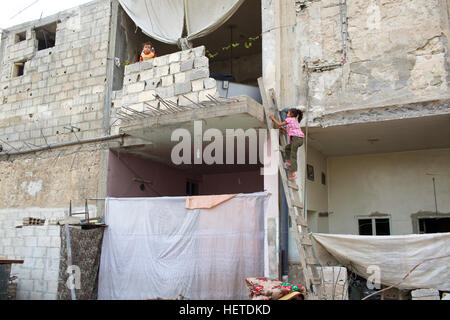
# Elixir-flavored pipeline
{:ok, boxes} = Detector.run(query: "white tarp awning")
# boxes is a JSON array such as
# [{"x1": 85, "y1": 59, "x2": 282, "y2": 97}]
[
  {"x1": 312, "y1": 233, "x2": 450, "y2": 290},
  {"x1": 98, "y1": 192, "x2": 268, "y2": 300},
  {"x1": 118, "y1": 0, "x2": 245, "y2": 44}
]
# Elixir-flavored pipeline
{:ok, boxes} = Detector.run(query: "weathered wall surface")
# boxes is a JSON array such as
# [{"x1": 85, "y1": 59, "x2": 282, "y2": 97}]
[
  {"x1": 0, "y1": 0, "x2": 111, "y2": 150},
  {"x1": 294, "y1": 0, "x2": 450, "y2": 117},
  {"x1": 327, "y1": 148, "x2": 450, "y2": 235},
  {"x1": 0, "y1": 144, "x2": 108, "y2": 299}
]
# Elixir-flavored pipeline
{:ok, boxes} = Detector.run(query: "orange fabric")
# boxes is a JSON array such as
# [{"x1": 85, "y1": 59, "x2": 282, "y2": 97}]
[{"x1": 185, "y1": 194, "x2": 237, "y2": 210}]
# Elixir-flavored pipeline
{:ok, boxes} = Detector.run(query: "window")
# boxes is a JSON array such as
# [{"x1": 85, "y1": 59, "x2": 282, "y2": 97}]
[
  {"x1": 358, "y1": 217, "x2": 391, "y2": 236},
  {"x1": 35, "y1": 22, "x2": 57, "y2": 50},
  {"x1": 186, "y1": 180, "x2": 199, "y2": 196},
  {"x1": 13, "y1": 60, "x2": 27, "y2": 77},
  {"x1": 321, "y1": 172, "x2": 326, "y2": 185},
  {"x1": 419, "y1": 217, "x2": 450, "y2": 234},
  {"x1": 15, "y1": 31, "x2": 26, "y2": 43},
  {"x1": 307, "y1": 164, "x2": 314, "y2": 181}
]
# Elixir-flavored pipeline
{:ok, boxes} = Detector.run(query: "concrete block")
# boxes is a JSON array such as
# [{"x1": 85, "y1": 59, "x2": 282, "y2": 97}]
[
  {"x1": 152, "y1": 55, "x2": 168, "y2": 67},
  {"x1": 140, "y1": 59, "x2": 153, "y2": 70},
  {"x1": 175, "y1": 81, "x2": 192, "y2": 95},
  {"x1": 32, "y1": 247, "x2": 47, "y2": 257},
  {"x1": 43, "y1": 270, "x2": 59, "y2": 281},
  {"x1": 190, "y1": 68, "x2": 209, "y2": 81},
  {"x1": 170, "y1": 62, "x2": 181, "y2": 74},
  {"x1": 179, "y1": 92, "x2": 199, "y2": 106},
  {"x1": 192, "y1": 79, "x2": 204, "y2": 91},
  {"x1": 180, "y1": 59, "x2": 194, "y2": 72},
  {"x1": 162, "y1": 75, "x2": 174, "y2": 87},
  {"x1": 145, "y1": 77, "x2": 161, "y2": 90},
  {"x1": 37, "y1": 236, "x2": 51, "y2": 247},
  {"x1": 168, "y1": 52, "x2": 181, "y2": 63},
  {"x1": 125, "y1": 62, "x2": 140, "y2": 74},
  {"x1": 47, "y1": 248, "x2": 60, "y2": 260},
  {"x1": 154, "y1": 65, "x2": 169, "y2": 77},
  {"x1": 411, "y1": 289, "x2": 440, "y2": 300},
  {"x1": 155, "y1": 86, "x2": 175, "y2": 98},
  {"x1": 181, "y1": 49, "x2": 195, "y2": 60},
  {"x1": 127, "y1": 82, "x2": 146, "y2": 94},
  {"x1": 30, "y1": 292, "x2": 43, "y2": 300},
  {"x1": 140, "y1": 69, "x2": 154, "y2": 81},
  {"x1": 175, "y1": 72, "x2": 187, "y2": 84},
  {"x1": 194, "y1": 56, "x2": 209, "y2": 68},
  {"x1": 19, "y1": 279, "x2": 34, "y2": 292},
  {"x1": 42, "y1": 292, "x2": 57, "y2": 300},
  {"x1": 50, "y1": 236, "x2": 61, "y2": 248},
  {"x1": 199, "y1": 88, "x2": 218, "y2": 102},
  {"x1": 193, "y1": 46, "x2": 206, "y2": 57},
  {"x1": 204, "y1": 78, "x2": 217, "y2": 90},
  {"x1": 25, "y1": 237, "x2": 37, "y2": 247},
  {"x1": 138, "y1": 90, "x2": 156, "y2": 102},
  {"x1": 31, "y1": 269, "x2": 44, "y2": 281}
]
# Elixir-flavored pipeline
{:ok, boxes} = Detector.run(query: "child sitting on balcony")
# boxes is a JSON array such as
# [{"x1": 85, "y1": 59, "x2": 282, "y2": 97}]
[
  {"x1": 140, "y1": 42, "x2": 157, "y2": 62},
  {"x1": 269, "y1": 108, "x2": 304, "y2": 181}
]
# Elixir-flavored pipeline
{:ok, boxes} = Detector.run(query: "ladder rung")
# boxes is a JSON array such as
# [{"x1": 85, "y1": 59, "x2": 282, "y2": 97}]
[
  {"x1": 292, "y1": 199, "x2": 303, "y2": 208},
  {"x1": 295, "y1": 216, "x2": 308, "y2": 227},
  {"x1": 311, "y1": 278, "x2": 322, "y2": 285},
  {"x1": 287, "y1": 180, "x2": 298, "y2": 190},
  {"x1": 301, "y1": 238, "x2": 313, "y2": 246},
  {"x1": 306, "y1": 257, "x2": 317, "y2": 265}
]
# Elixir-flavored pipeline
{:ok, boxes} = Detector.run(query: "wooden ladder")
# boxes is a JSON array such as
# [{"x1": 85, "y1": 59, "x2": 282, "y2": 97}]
[{"x1": 258, "y1": 78, "x2": 324, "y2": 300}]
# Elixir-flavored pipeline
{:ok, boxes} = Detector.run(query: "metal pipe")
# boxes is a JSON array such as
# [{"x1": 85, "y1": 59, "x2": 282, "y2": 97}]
[{"x1": 0, "y1": 134, "x2": 125, "y2": 157}]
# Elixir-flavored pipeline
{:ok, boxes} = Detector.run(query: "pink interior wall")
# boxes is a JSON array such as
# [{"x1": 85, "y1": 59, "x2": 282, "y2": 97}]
[
  {"x1": 107, "y1": 151, "x2": 264, "y2": 197},
  {"x1": 200, "y1": 171, "x2": 264, "y2": 195},
  {"x1": 107, "y1": 151, "x2": 202, "y2": 197}
]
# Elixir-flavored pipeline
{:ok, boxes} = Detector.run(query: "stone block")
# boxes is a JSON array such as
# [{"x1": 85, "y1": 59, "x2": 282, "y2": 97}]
[
  {"x1": 156, "y1": 86, "x2": 175, "y2": 98},
  {"x1": 140, "y1": 59, "x2": 153, "y2": 70},
  {"x1": 124, "y1": 62, "x2": 140, "y2": 74},
  {"x1": 127, "y1": 82, "x2": 145, "y2": 94},
  {"x1": 194, "y1": 56, "x2": 209, "y2": 68},
  {"x1": 154, "y1": 65, "x2": 169, "y2": 77},
  {"x1": 190, "y1": 68, "x2": 209, "y2": 81},
  {"x1": 175, "y1": 72, "x2": 187, "y2": 84},
  {"x1": 180, "y1": 59, "x2": 194, "y2": 72},
  {"x1": 140, "y1": 69, "x2": 154, "y2": 81},
  {"x1": 162, "y1": 75, "x2": 174, "y2": 87},
  {"x1": 193, "y1": 46, "x2": 206, "y2": 57},
  {"x1": 192, "y1": 79, "x2": 204, "y2": 91},
  {"x1": 170, "y1": 62, "x2": 181, "y2": 74},
  {"x1": 204, "y1": 78, "x2": 217, "y2": 90},
  {"x1": 145, "y1": 77, "x2": 161, "y2": 90},
  {"x1": 152, "y1": 55, "x2": 168, "y2": 67},
  {"x1": 179, "y1": 92, "x2": 199, "y2": 106},
  {"x1": 181, "y1": 49, "x2": 195, "y2": 60},
  {"x1": 168, "y1": 52, "x2": 181, "y2": 63},
  {"x1": 139, "y1": 90, "x2": 156, "y2": 102},
  {"x1": 175, "y1": 81, "x2": 192, "y2": 95},
  {"x1": 411, "y1": 289, "x2": 440, "y2": 300},
  {"x1": 199, "y1": 88, "x2": 218, "y2": 102}
]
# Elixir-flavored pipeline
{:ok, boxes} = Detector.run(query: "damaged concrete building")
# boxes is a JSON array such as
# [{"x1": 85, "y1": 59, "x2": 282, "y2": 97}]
[{"x1": 0, "y1": 0, "x2": 449, "y2": 300}]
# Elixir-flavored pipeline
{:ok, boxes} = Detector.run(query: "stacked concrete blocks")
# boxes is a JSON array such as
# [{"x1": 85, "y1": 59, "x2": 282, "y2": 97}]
[{"x1": 118, "y1": 46, "x2": 218, "y2": 117}]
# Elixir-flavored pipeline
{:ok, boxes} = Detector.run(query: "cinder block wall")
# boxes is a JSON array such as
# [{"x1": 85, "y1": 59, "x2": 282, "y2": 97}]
[
  {"x1": 0, "y1": 0, "x2": 111, "y2": 300},
  {"x1": 111, "y1": 46, "x2": 219, "y2": 130},
  {"x1": 0, "y1": 0, "x2": 111, "y2": 150}
]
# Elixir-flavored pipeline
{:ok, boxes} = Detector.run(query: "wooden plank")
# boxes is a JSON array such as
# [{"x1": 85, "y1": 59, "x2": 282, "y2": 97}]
[{"x1": 0, "y1": 259, "x2": 24, "y2": 264}]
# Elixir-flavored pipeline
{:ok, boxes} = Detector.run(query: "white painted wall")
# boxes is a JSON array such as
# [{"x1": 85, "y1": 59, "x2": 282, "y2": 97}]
[{"x1": 327, "y1": 148, "x2": 450, "y2": 235}]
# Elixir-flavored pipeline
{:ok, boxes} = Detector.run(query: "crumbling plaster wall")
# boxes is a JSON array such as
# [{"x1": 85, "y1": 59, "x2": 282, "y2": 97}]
[{"x1": 295, "y1": 0, "x2": 450, "y2": 118}]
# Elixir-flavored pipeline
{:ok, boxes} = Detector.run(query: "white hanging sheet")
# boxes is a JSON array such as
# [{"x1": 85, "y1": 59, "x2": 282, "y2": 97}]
[
  {"x1": 98, "y1": 192, "x2": 269, "y2": 300},
  {"x1": 185, "y1": 0, "x2": 245, "y2": 40},
  {"x1": 118, "y1": 0, "x2": 245, "y2": 44},
  {"x1": 312, "y1": 233, "x2": 450, "y2": 290}
]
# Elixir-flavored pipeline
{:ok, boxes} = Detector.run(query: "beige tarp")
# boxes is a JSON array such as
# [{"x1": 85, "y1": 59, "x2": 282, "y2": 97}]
[
  {"x1": 118, "y1": 0, "x2": 245, "y2": 44},
  {"x1": 312, "y1": 233, "x2": 450, "y2": 290}
]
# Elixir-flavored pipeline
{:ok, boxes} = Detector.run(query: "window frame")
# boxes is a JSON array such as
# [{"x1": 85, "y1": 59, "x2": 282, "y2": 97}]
[{"x1": 355, "y1": 215, "x2": 391, "y2": 236}]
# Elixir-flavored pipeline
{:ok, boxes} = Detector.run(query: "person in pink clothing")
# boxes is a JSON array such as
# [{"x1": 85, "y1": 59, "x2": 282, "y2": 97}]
[{"x1": 269, "y1": 108, "x2": 304, "y2": 181}]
